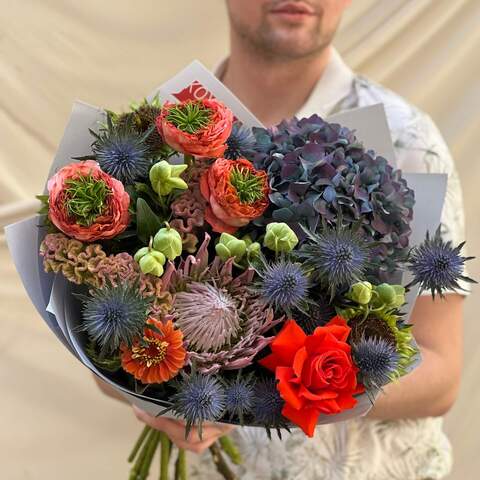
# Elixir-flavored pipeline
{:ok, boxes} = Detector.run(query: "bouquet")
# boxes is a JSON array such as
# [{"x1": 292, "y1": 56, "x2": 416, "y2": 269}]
[{"x1": 6, "y1": 62, "x2": 475, "y2": 480}]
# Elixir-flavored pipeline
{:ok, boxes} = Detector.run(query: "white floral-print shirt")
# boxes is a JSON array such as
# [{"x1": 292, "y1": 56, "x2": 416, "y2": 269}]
[{"x1": 187, "y1": 49, "x2": 467, "y2": 480}]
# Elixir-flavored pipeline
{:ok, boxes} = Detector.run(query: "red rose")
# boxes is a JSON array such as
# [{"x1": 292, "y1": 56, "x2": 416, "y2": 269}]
[
  {"x1": 259, "y1": 316, "x2": 363, "y2": 437},
  {"x1": 200, "y1": 158, "x2": 270, "y2": 234},
  {"x1": 47, "y1": 160, "x2": 130, "y2": 242},
  {"x1": 156, "y1": 99, "x2": 233, "y2": 158}
]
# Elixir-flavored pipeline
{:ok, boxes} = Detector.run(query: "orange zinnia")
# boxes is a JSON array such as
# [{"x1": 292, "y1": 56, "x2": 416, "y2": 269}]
[{"x1": 121, "y1": 318, "x2": 186, "y2": 384}]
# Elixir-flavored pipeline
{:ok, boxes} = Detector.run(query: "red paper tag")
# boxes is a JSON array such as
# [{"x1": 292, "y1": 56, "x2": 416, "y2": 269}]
[{"x1": 173, "y1": 80, "x2": 216, "y2": 102}]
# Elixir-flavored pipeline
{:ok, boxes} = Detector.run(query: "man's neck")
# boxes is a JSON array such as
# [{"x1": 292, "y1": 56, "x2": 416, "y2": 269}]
[{"x1": 220, "y1": 42, "x2": 332, "y2": 127}]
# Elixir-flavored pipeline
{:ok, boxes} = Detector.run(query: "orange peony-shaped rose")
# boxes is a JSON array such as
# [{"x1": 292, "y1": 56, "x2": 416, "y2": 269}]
[
  {"x1": 156, "y1": 99, "x2": 233, "y2": 158},
  {"x1": 47, "y1": 160, "x2": 130, "y2": 242},
  {"x1": 259, "y1": 316, "x2": 363, "y2": 437},
  {"x1": 200, "y1": 158, "x2": 269, "y2": 234},
  {"x1": 121, "y1": 319, "x2": 186, "y2": 384}
]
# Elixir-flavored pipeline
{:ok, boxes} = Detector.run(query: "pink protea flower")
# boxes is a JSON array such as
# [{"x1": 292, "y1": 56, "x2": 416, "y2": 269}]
[
  {"x1": 47, "y1": 160, "x2": 130, "y2": 242},
  {"x1": 156, "y1": 99, "x2": 233, "y2": 158},
  {"x1": 162, "y1": 234, "x2": 284, "y2": 374}
]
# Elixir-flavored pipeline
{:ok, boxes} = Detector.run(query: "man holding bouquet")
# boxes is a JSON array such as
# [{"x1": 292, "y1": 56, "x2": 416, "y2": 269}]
[{"x1": 99, "y1": 1, "x2": 468, "y2": 478}]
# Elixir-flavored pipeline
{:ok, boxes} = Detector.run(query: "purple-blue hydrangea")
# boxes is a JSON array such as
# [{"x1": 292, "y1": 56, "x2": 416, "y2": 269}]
[{"x1": 250, "y1": 115, "x2": 415, "y2": 279}]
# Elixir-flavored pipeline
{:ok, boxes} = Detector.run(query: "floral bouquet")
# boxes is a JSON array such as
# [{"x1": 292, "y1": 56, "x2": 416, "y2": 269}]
[{"x1": 6, "y1": 62, "x2": 475, "y2": 480}]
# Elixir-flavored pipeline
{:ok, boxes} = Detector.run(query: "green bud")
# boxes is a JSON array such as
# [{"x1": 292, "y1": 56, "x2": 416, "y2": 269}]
[
  {"x1": 134, "y1": 248, "x2": 166, "y2": 277},
  {"x1": 246, "y1": 241, "x2": 261, "y2": 260},
  {"x1": 215, "y1": 233, "x2": 247, "y2": 262},
  {"x1": 134, "y1": 247, "x2": 150, "y2": 263},
  {"x1": 153, "y1": 226, "x2": 183, "y2": 260},
  {"x1": 149, "y1": 160, "x2": 188, "y2": 196},
  {"x1": 375, "y1": 283, "x2": 397, "y2": 306},
  {"x1": 391, "y1": 285, "x2": 406, "y2": 308},
  {"x1": 348, "y1": 281, "x2": 373, "y2": 305},
  {"x1": 263, "y1": 222, "x2": 298, "y2": 253}
]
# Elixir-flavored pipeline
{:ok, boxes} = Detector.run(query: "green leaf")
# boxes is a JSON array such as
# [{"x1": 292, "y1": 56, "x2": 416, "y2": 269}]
[{"x1": 136, "y1": 198, "x2": 161, "y2": 244}]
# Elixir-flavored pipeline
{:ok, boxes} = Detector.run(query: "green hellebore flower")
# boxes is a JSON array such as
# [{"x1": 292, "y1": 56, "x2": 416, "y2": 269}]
[
  {"x1": 246, "y1": 241, "x2": 261, "y2": 260},
  {"x1": 153, "y1": 226, "x2": 183, "y2": 260},
  {"x1": 263, "y1": 222, "x2": 299, "y2": 253},
  {"x1": 134, "y1": 247, "x2": 166, "y2": 277},
  {"x1": 391, "y1": 285, "x2": 406, "y2": 308},
  {"x1": 348, "y1": 281, "x2": 373, "y2": 305},
  {"x1": 149, "y1": 160, "x2": 188, "y2": 196},
  {"x1": 375, "y1": 283, "x2": 405, "y2": 307},
  {"x1": 215, "y1": 233, "x2": 247, "y2": 262}
]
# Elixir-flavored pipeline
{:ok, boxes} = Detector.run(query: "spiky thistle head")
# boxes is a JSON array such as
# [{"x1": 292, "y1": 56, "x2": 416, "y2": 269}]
[
  {"x1": 345, "y1": 310, "x2": 417, "y2": 377},
  {"x1": 116, "y1": 100, "x2": 165, "y2": 155},
  {"x1": 91, "y1": 114, "x2": 152, "y2": 185},
  {"x1": 407, "y1": 227, "x2": 476, "y2": 298},
  {"x1": 171, "y1": 371, "x2": 226, "y2": 438},
  {"x1": 295, "y1": 291, "x2": 336, "y2": 334},
  {"x1": 224, "y1": 373, "x2": 255, "y2": 423},
  {"x1": 80, "y1": 281, "x2": 150, "y2": 354},
  {"x1": 224, "y1": 122, "x2": 256, "y2": 160},
  {"x1": 252, "y1": 378, "x2": 286, "y2": 431},
  {"x1": 352, "y1": 336, "x2": 400, "y2": 391},
  {"x1": 173, "y1": 282, "x2": 242, "y2": 352},
  {"x1": 256, "y1": 258, "x2": 309, "y2": 315},
  {"x1": 297, "y1": 222, "x2": 372, "y2": 299}
]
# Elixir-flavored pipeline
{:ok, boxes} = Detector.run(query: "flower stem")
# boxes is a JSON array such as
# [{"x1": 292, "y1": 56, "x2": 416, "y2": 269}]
[
  {"x1": 219, "y1": 435, "x2": 242, "y2": 465},
  {"x1": 129, "y1": 428, "x2": 156, "y2": 480},
  {"x1": 174, "y1": 448, "x2": 187, "y2": 480},
  {"x1": 138, "y1": 431, "x2": 160, "y2": 480},
  {"x1": 209, "y1": 442, "x2": 238, "y2": 480},
  {"x1": 159, "y1": 432, "x2": 171, "y2": 480},
  {"x1": 128, "y1": 425, "x2": 152, "y2": 463}
]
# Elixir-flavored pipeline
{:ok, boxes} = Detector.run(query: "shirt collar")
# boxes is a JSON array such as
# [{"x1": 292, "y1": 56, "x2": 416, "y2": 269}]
[{"x1": 214, "y1": 48, "x2": 355, "y2": 119}]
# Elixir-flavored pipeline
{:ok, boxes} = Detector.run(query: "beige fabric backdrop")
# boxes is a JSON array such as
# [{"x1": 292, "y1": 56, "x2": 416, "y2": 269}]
[{"x1": 0, "y1": 1, "x2": 478, "y2": 478}]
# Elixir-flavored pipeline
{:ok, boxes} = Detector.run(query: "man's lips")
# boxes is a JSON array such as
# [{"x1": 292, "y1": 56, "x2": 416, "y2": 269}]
[{"x1": 270, "y1": 1, "x2": 316, "y2": 17}]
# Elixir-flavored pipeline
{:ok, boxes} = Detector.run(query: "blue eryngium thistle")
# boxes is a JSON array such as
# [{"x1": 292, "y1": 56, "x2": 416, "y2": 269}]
[
  {"x1": 407, "y1": 228, "x2": 476, "y2": 298},
  {"x1": 352, "y1": 336, "x2": 400, "y2": 391},
  {"x1": 91, "y1": 114, "x2": 152, "y2": 185},
  {"x1": 252, "y1": 378, "x2": 286, "y2": 432},
  {"x1": 298, "y1": 223, "x2": 371, "y2": 299},
  {"x1": 224, "y1": 121, "x2": 256, "y2": 160},
  {"x1": 224, "y1": 374, "x2": 255, "y2": 424},
  {"x1": 80, "y1": 282, "x2": 150, "y2": 354},
  {"x1": 171, "y1": 371, "x2": 226, "y2": 438},
  {"x1": 257, "y1": 259, "x2": 309, "y2": 314}
]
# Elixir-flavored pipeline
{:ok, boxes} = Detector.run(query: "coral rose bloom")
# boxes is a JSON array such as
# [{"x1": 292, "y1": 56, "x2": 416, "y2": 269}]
[
  {"x1": 121, "y1": 319, "x2": 186, "y2": 384},
  {"x1": 200, "y1": 158, "x2": 269, "y2": 234},
  {"x1": 156, "y1": 99, "x2": 233, "y2": 158},
  {"x1": 47, "y1": 160, "x2": 130, "y2": 242},
  {"x1": 259, "y1": 316, "x2": 363, "y2": 437}
]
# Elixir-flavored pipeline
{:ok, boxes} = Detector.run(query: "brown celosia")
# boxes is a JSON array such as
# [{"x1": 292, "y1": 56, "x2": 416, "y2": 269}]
[
  {"x1": 169, "y1": 157, "x2": 210, "y2": 253},
  {"x1": 40, "y1": 233, "x2": 172, "y2": 317}
]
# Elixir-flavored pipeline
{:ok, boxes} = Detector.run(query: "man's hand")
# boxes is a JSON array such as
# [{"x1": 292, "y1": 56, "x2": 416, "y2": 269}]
[{"x1": 133, "y1": 406, "x2": 235, "y2": 454}]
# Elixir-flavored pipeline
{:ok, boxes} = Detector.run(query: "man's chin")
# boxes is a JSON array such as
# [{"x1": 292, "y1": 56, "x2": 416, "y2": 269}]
[{"x1": 259, "y1": 34, "x2": 321, "y2": 60}]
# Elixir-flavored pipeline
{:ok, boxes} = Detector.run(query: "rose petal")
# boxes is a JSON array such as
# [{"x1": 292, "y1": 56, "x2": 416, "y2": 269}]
[{"x1": 282, "y1": 404, "x2": 319, "y2": 437}]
